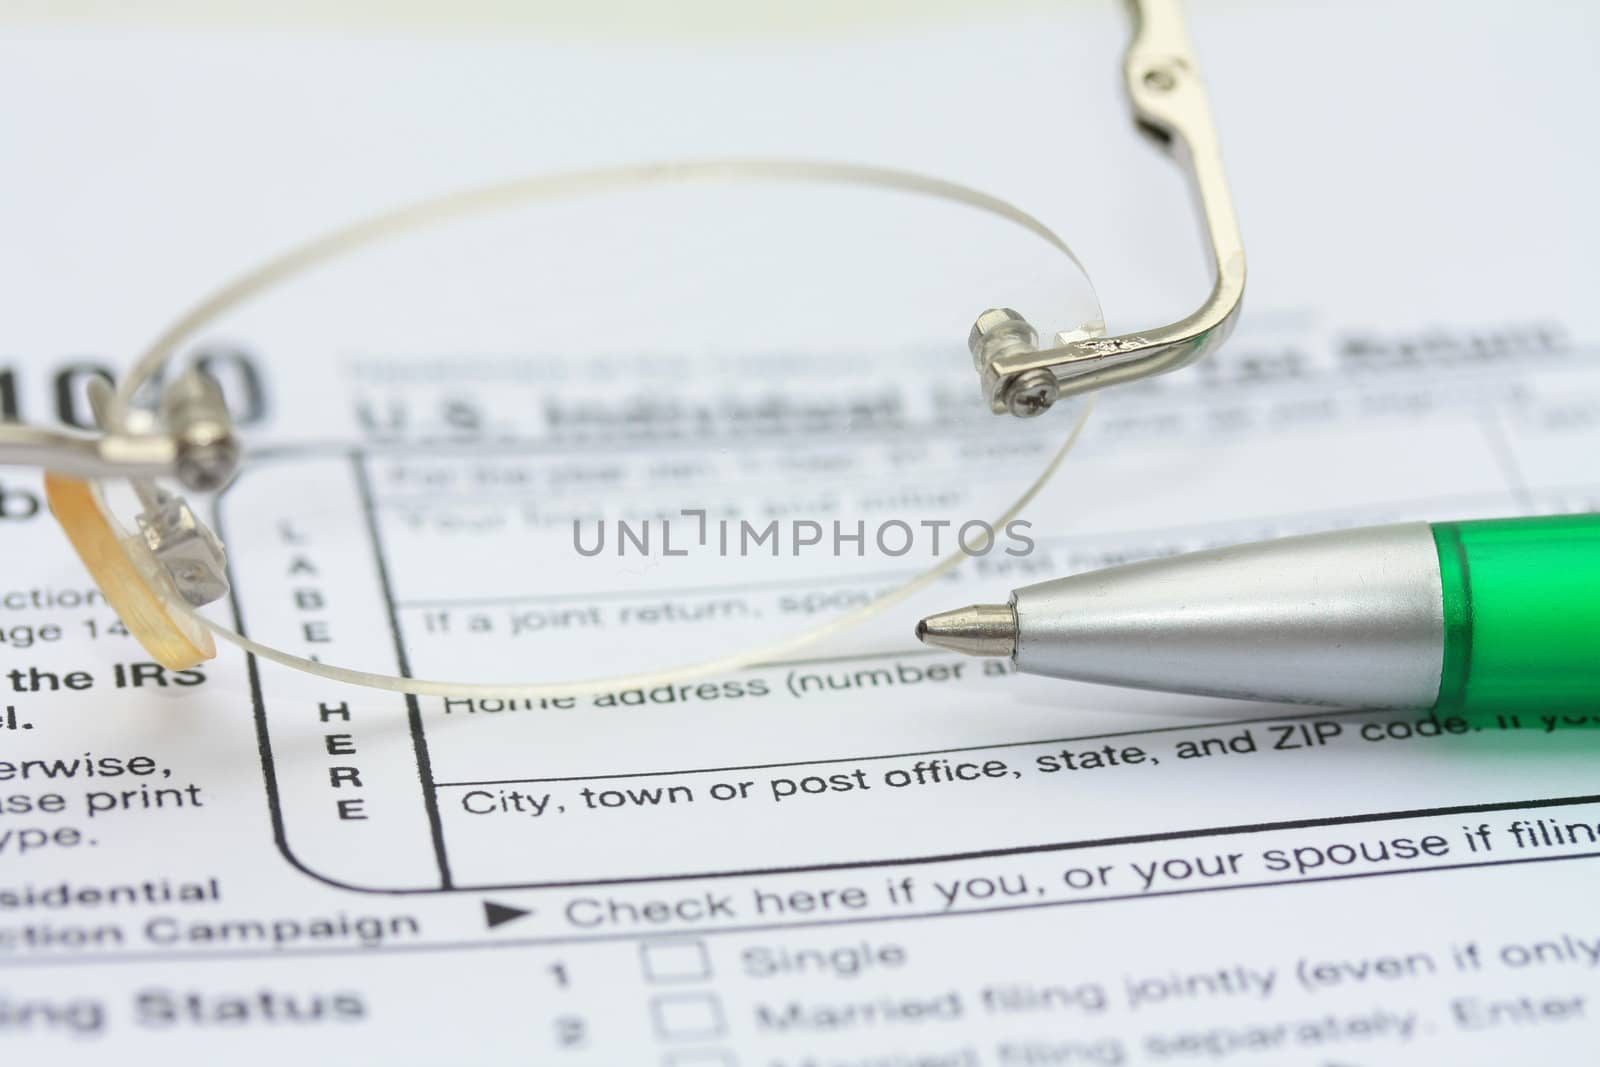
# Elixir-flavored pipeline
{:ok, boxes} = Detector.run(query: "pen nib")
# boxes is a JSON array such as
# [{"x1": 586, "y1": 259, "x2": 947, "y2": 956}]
[{"x1": 914, "y1": 604, "x2": 1016, "y2": 657}]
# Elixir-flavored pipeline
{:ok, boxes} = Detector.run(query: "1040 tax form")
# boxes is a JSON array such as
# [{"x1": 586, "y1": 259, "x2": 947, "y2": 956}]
[{"x1": 1, "y1": 2, "x2": 1598, "y2": 1063}]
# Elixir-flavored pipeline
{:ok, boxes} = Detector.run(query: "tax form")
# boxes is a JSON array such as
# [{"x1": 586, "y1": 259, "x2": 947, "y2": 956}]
[{"x1": 3, "y1": 2, "x2": 1600, "y2": 1063}]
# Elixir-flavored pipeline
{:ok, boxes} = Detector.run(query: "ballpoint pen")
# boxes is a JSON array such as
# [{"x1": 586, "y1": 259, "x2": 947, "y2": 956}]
[{"x1": 916, "y1": 514, "x2": 1600, "y2": 716}]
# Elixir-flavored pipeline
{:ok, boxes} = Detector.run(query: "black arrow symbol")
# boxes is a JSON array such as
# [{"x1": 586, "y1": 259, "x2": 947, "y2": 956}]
[{"x1": 483, "y1": 901, "x2": 533, "y2": 930}]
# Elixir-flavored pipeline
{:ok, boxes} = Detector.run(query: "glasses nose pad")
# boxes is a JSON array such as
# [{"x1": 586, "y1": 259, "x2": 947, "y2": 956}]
[{"x1": 44, "y1": 473, "x2": 216, "y2": 671}]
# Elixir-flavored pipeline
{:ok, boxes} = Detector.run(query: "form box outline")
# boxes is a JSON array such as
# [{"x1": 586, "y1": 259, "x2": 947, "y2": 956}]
[{"x1": 220, "y1": 449, "x2": 1600, "y2": 895}]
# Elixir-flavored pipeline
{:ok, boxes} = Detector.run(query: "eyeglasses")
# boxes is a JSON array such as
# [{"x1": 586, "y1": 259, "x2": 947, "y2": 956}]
[{"x1": 1, "y1": 0, "x2": 1243, "y2": 698}]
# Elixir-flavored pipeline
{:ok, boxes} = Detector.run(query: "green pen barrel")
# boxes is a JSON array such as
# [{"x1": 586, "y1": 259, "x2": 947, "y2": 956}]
[{"x1": 1431, "y1": 513, "x2": 1600, "y2": 719}]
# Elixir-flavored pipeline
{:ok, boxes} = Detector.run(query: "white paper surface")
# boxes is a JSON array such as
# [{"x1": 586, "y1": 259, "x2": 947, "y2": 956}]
[{"x1": 2, "y1": 3, "x2": 1599, "y2": 1063}]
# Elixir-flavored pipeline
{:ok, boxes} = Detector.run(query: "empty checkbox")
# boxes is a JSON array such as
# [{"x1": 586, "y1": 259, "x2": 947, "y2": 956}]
[
  {"x1": 651, "y1": 992, "x2": 726, "y2": 1041},
  {"x1": 641, "y1": 939, "x2": 713, "y2": 983}
]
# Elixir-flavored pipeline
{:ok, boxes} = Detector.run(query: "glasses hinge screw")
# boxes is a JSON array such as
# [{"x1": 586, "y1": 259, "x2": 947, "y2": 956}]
[
  {"x1": 968, "y1": 308, "x2": 1058, "y2": 418},
  {"x1": 160, "y1": 367, "x2": 240, "y2": 492},
  {"x1": 1002, "y1": 368, "x2": 1059, "y2": 418}
]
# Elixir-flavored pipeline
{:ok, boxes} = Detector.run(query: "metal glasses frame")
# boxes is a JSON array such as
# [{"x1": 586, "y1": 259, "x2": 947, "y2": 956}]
[{"x1": 0, "y1": 0, "x2": 1242, "y2": 480}]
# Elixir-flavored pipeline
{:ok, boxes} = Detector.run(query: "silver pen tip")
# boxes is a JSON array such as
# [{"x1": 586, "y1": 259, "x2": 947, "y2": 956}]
[{"x1": 914, "y1": 603, "x2": 1016, "y2": 657}]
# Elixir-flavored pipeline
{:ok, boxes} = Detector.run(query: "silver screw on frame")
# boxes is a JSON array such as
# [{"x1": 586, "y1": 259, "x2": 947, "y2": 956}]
[{"x1": 968, "y1": 307, "x2": 1059, "y2": 418}]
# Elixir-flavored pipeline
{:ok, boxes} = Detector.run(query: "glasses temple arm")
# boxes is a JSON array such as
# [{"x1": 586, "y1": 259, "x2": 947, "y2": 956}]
[
  {"x1": 977, "y1": 0, "x2": 1247, "y2": 414},
  {"x1": 0, "y1": 366, "x2": 237, "y2": 490},
  {"x1": 0, "y1": 423, "x2": 180, "y2": 480}
]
